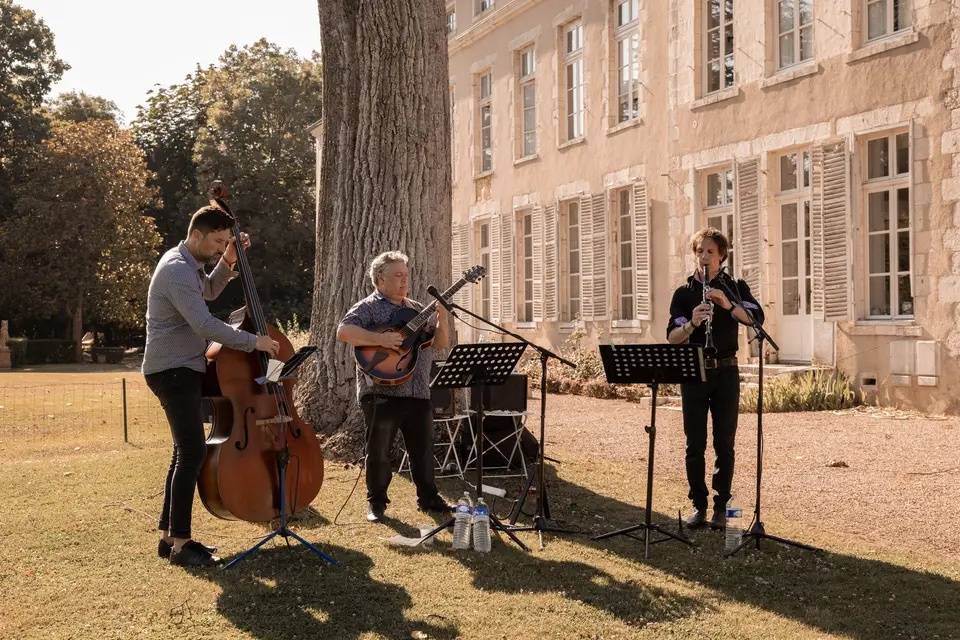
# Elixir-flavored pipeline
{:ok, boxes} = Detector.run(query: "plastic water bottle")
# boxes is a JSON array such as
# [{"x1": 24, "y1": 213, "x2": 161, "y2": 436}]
[
  {"x1": 452, "y1": 492, "x2": 473, "y2": 550},
  {"x1": 724, "y1": 498, "x2": 743, "y2": 552},
  {"x1": 472, "y1": 497, "x2": 491, "y2": 553}
]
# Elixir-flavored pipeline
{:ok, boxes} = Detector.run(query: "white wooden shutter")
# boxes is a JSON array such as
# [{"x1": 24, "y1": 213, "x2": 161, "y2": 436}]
[
  {"x1": 591, "y1": 193, "x2": 608, "y2": 318},
  {"x1": 450, "y1": 223, "x2": 472, "y2": 310},
  {"x1": 811, "y1": 139, "x2": 851, "y2": 320},
  {"x1": 631, "y1": 180, "x2": 651, "y2": 320},
  {"x1": 499, "y1": 212, "x2": 516, "y2": 321},
  {"x1": 532, "y1": 205, "x2": 544, "y2": 322},
  {"x1": 490, "y1": 217, "x2": 501, "y2": 320},
  {"x1": 735, "y1": 157, "x2": 761, "y2": 293},
  {"x1": 578, "y1": 194, "x2": 595, "y2": 319},
  {"x1": 543, "y1": 203, "x2": 559, "y2": 320}
]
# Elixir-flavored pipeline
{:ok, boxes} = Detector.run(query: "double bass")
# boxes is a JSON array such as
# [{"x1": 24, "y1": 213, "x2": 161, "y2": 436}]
[{"x1": 197, "y1": 183, "x2": 324, "y2": 523}]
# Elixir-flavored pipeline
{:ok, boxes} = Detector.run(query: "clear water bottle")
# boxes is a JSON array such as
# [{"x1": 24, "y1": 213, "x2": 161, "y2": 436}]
[
  {"x1": 472, "y1": 497, "x2": 491, "y2": 553},
  {"x1": 724, "y1": 498, "x2": 743, "y2": 552},
  {"x1": 452, "y1": 492, "x2": 473, "y2": 550}
]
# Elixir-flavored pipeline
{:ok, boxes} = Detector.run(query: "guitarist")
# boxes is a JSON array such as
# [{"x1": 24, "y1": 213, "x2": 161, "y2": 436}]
[{"x1": 337, "y1": 251, "x2": 453, "y2": 522}]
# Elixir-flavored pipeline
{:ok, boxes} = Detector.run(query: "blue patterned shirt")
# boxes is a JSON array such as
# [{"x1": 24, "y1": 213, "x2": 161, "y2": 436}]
[{"x1": 339, "y1": 290, "x2": 437, "y2": 403}]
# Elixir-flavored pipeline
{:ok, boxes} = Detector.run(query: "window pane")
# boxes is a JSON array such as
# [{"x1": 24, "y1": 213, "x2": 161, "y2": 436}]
[
  {"x1": 725, "y1": 171, "x2": 734, "y2": 202},
  {"x1": 724, "y1": 0, "x2": 733, "y2": 22},
  {"x1": 620, "y1": 215, "x2": 632, "y2": 240},
  {"x1": 896, "y1": 133, "x2": 909, "y2": 175},
  {"x1": 523, "y1": 132, "x2": 536, "y2": 156},
  {"x1": 621, "y1": 270, "x2": 633, "y2": 294},
  {"x1": 897, "y1": 230, "x2": 910, "y2": 273},
  {"x1": 569, "y1": 250, "x2": 579, "y2": 273},
  {"x1": 897, "y1": 187, "x2": 910, "y2": 228},
  {"x1": 778, "y1": 1, "x2": 794, "y2": 33},
  {"x1": 894, "y1": 0, "x2": 911, "y2": 31},
  {"x1": 898, "y1": 276, "x2": 913, "y2": 315},
  {"x1": 621, "y1": 243, "x2": 633, "y2": 268},
  {"x1": 621, "y1": 299, "x2": 634, "y2": 320},
  {"x1": 780, "y1": 154, "x2": 798, "y2": 191},
  {"x1": 783, "y1": 240, "x2": 799, "y2": 277},
  {"x1": 783, "y1": 278, "x2": 799, "y2": 315},
  {"x1": 870, "y1": 275, "x2": 891, "y2": 315},
  {"x1": 725, "y1": 24, "x2": 734, "y2": 58},
  {"x1": 708, "y1": 28, "x2": 721, "y2": 60},
  {"x1": 779, "y1": 33, "x2": 795, "y2": 67},
  {"x1": 869, "y1": 234, "x2": 890, "y2": 273},
  {"x1": 523, "y1": 214, "x2": 532, "y2": 234},
  {"x1": 523, "y1": 85, "x2": 535, "y2": 111},
  {"x1": 799, "y1": 25, "x2": 813, "y2": 61},
  {"x1": 480, "y1": 224, "x2": 489, "y2": 247},
  {"x1": 867, "y1": 137, "x2": 889, "y2": 178},
  {"x1": 799, "y1": 0, "x2": 813, "y2": 25},
  {"x1": 802, "y1": 151, "x2": 811, "y2": 187},
  {"x1": 708, "y1": 0, "x2": 720, "y2": 29},
  {"x1": 707, "y1": 215, "x2": 722, "y2": 229},
  {"x1": 804, "y1": 277, "x2": 812, "y2": 314},
  {"x1": 868, "y1": 1, "x2": 887, "y2": 39},
  {"x1": 781, "y1": 203, "x2": 798, "y2": 240},
  {"x1": 707, "y1": 173, "x2": 722, "y2": 206},
  {"x1": 869, "y1": 191, "x2": 890, "y2": 231}
]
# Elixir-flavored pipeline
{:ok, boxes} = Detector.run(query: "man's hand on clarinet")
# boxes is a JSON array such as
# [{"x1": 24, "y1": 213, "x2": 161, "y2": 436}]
[{"x1": 692, "y1": 303, "x2": 713, "y2": 327}]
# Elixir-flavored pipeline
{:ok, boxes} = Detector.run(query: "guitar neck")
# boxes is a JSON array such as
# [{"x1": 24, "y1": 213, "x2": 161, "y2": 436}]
[{"x1": 404, "y1": 278, "x2": 467, "y2": 333}]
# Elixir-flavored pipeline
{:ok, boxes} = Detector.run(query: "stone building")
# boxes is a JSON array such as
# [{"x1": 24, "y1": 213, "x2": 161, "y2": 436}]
[{"x1": 437, "y1": 1, "x2": 958, "y2": 412}]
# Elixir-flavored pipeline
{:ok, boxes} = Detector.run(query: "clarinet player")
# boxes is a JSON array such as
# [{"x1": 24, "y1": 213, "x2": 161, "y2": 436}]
[{"x1": 666, "y1": 228, "x2": 763, "y2": 530}]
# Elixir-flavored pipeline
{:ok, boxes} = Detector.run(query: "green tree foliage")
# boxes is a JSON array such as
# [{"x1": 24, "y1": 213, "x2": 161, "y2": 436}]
[
  {"x1": 0, "y1": 0, "x2": 68, "y2": 214},
  {"x1": 0, "y1": 120, "x2": 161, "y2": 335},
  {"x1": 46, "y1": 91, "x2": 121, "y2": 124},
  {"x1": 133, "y1": 40, "x2": 322, "y2": 322}
]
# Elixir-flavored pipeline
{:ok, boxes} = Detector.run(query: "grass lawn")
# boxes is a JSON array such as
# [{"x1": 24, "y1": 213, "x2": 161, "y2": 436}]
[{"x1": 1, "y1": 367, "x2": 958, "y2": 639}]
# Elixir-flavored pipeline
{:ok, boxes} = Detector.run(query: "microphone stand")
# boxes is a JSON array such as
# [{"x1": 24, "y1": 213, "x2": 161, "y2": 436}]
[
  {"x1": 427, "y1": 289, "x2": 580, "y2": 550},
  {"x1": 712, "y1": 270, "x2": 819, "y2": 556}
]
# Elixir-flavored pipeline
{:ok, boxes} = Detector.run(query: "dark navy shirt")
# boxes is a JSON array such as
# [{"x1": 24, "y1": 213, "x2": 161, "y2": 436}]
[
  {"x1": 339, "y1": 290, "x2": 437, "y2": 403},
  {"x1": 666, "y1": 272, "x2": 764, "y2": 360}
]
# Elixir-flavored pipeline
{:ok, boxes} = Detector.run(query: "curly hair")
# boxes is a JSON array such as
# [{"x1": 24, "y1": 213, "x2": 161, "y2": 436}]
[
  {"x1": 368, "y1": 251, "x2": 409, "y2": 287},
  {"x1": 690, "y1": 227, "x2": 730, "y2": 262}
]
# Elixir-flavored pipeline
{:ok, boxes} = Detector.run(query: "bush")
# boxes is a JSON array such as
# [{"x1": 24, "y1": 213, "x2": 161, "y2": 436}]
[
  {"x1": 740, "y1": 369, "x2": 857, "y2": 413},
  {"x1": 8, "y1": 338, "x2": 75, "y2": 366}
]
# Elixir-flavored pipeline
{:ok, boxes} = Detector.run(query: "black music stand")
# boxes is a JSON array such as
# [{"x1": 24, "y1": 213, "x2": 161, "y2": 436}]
[
  {"x1": 592, "y1": 344, "x2": 704, "y2": 558},
  {"x1": 415, "y1": 342, "x2": 530, "y2": 551}
]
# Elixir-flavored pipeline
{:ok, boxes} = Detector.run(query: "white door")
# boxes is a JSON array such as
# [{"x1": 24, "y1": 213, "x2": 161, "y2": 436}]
[{"x1": 779, "y1": 199, "x2": 813, "y2": 362}]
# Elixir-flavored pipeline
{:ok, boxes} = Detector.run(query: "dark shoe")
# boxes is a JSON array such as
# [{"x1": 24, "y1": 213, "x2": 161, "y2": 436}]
[
  {"x1": 417, "y1": 496, "x2": 453, "y2": 514},
  {"x1": 367, "y1": 502, "x2": 386, "y2": 522},
  {"x1": 683, "y1": 507, "x2": 708, "y2": 529},
  {"x1": 709, "y1": 508, "x2": 726, "y2": 530},
  {"x1": 158, "y1": 539, "x2": 217, "y2": 559},
  {"x1": 169, "y1": 540, "x2": 220, "y2": 567}
]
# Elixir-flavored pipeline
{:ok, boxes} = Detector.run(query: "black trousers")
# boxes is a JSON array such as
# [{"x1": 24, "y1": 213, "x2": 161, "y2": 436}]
[
  {"x1": 361, "y1": 395, "x2": 440, "y2": 508},
  {"x1": 145, "y1": 367, "x2": 206, "y2": 539},
  {"x1": 680, "y1": 365, "x2": 740, "y2": 512}
]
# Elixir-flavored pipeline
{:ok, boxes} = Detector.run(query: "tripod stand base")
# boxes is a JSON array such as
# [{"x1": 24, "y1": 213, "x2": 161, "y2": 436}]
[
  {"x1": 592, "y1": 523, "x2": 693, "y2": 559},
  {"x1": 223, "y1": 525, "x2": 337, "y2": 569},
  {"x1": 725, "y1": 520, "x2": 820, "y2": 557}
]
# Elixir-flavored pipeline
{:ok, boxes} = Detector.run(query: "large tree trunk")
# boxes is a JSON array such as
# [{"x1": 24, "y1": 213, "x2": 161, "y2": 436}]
[{"x1": 300, "y1": 0, "x2": 451, "y2": 459}]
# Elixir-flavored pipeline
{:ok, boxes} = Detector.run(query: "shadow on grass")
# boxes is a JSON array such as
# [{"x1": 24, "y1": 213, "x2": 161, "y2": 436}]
[
  {"x1": 380, "y1": 516, "x2": 703, "y2": 630},
  {"x1": 193, "y1": 544, "x2": 458, "y2": 640},
  {"x1": 523, "y1": 466, "x2": 960, "y2": 639}
]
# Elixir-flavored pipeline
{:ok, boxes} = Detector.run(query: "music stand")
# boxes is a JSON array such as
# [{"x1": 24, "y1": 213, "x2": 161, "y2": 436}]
[
  {"x1": 592, "y1": 344, "x2": 705, "y2": 558},
  {"x1": 415, "y1": 342, "x2": 530, "y2": 551}
]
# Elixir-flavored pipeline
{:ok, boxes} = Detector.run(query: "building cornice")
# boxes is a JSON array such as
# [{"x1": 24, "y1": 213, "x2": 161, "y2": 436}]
[{"x1": 449, "y1": 0, "x2": 544, "y2": 55}]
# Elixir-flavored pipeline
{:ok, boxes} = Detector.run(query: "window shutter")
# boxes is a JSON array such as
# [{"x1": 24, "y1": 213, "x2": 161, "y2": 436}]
[
  {"x1": 811, "y1": 139, "x2": 851, "y2": 320},
  {"x1": 591, "y1": 193, "x2": 608, "y2": 318},
  {"x1": 909, "y1": 118, "x2": 918, "y2": 292},
  {"x1": 543, "y1": 203, "x2": 559, "y2": 320},
  {"x1": 579, "y1": 194, "x2": 595, "y2": 319},
  {"x1": 450, "y1": 223, "x2": 472, "y2": 311},
  {"x1": 631, "y1": 180, "x2": 651, "y2": 320},
  {"x1": 500, "y1": 212, "x2": 516, "y2": 321},
  {"x1": 735, "y1": 157, "x2": 761, "y2": 293},
  {"x1": 532, "y1": 205, "x2": 544, "y2": 322},
  {"x1": 490, "y1": 217, "x2": 501, "y2": 321}
]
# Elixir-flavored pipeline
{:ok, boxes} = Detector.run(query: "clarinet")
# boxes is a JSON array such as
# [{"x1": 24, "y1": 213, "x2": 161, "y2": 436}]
[{"x1": 701, "y1": 265, "x2": 717, "y2": 358}]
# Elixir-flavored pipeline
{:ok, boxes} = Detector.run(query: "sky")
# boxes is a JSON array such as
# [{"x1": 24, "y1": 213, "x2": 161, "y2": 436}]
[{"x1": 19, "y1": 1, "x2": 322, "y2": 123}]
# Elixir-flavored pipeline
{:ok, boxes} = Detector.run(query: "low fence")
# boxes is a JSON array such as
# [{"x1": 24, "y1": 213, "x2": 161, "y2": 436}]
[{"x1": 0, "y1": 378, "x2": 169, "y2": 450}]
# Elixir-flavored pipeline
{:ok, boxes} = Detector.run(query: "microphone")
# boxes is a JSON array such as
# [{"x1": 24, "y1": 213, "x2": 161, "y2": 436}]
[{"x1": 426, "y1": 285, "x2": 455, "y2": 313}]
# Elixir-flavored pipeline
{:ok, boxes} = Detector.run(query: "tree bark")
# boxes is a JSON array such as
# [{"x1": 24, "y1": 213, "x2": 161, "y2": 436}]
[{"x1": 300, "y1": 0, "x2": 451, "y2": 459}]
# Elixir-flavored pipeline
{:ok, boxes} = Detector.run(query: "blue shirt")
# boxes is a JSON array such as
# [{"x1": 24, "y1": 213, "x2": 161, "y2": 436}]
[
  {"x1": 339, "y1": 290, "x2": 437, "y2": 402},
  {"x1": 142, "y1": 242, "x2": 257, "y2": 375}
]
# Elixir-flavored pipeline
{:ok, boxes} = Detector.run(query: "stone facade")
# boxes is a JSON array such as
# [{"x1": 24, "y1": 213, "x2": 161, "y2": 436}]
[{"x1": 435, "y1": 0, "x2": 959, "y2": 411}]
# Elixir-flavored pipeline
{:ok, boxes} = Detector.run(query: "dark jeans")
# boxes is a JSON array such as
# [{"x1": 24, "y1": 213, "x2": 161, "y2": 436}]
[
  {"x1": 361, "y1": 395, "x2": 440, "y2": 508},
  {"x1": 680, "y1": 365, "x2": 740, "y2": 512},
  {"x1": 145, "y1": 367, "x2": 206, "y2": 539}
]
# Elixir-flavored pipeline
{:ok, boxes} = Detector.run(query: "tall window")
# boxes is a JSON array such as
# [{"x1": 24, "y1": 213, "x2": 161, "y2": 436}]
[
  {"x1": 517, "y1": 47, "x2": 537, "y2": 158},
  {"x1": 476, "y1": 0, "x2": 494, "y2": 15},
  {"x1": 866, "y1": 0, "x2": 912, "y2": 42},
  {"x1": 449, "y1": 86, "x2": 456, "y2": 178},
  {"x1": 520, "y1": 211, "x2": 534, "y2": 321},
  {"x1": 615, "y1": 0, "x2": 641, "y2": 123},
  {"x1": 561, "y1": 200, "x2": 581, "y2": 321},
  {"x1": 563, "y1": 21, "x2": 585, "y2": 141},
  {"x1": 703, "y1": 0, "x2": 735, "y2": 94},
  {"x1": 777, "y1": 0, "x2": 813, "y2": 69},
  {"x1": 478, "y1": 222, "x2": 491, "y2": 317},
  {"x1": 477, "y1": 71, "x2": 492, "y2": 173},
  {"x1": 864, "y1": 131, "x2": 912, "y2": 317},
  {"x1": 777, "y1": 150, "x2": 812, "y2": 316},
  {"x1": 703, "y1": 167, "x2": 736, "y2": 275},
  {"x1": 616, "y1": 189, "x2": 635, "y2": 320},
  {"x1": 446, "y1": 7, "x2": 456, "y2": 35}
]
